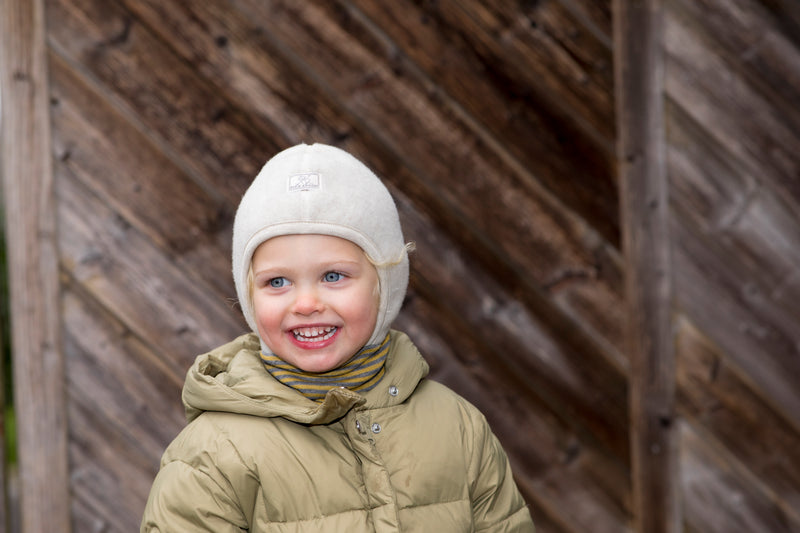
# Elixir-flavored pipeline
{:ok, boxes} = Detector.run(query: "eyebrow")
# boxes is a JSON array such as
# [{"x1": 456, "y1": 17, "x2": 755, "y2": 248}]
[{"x1": 253, "y1": 259, "x2": 363, "y2": 277}]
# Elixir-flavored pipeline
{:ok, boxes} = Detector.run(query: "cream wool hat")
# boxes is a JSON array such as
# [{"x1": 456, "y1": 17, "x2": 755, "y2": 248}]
[{"x1": 232, "y1": 143, "x2": 409, "y2": 349}]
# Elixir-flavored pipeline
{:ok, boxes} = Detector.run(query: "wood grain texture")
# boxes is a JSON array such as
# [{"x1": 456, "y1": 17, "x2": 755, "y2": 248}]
[
  {"x1": 614, "y1": 0, "x2": 680, "y2": 531},
  {"x1": 62, "y1": 286, "x2": 186, "y2": 533},
  {"x1": 664, "y1": 0, "x2": 800, "y2": 531},
  {"x1": 676, "y1": 319, "x2": 800, "y2": 525},
  {"x1": 347, "y1": 0, "x2": 619, "y2": 244},
  {"x1": 666, "y1": 0, "x2": 800, "y2": 434},
  {"x1": 680, "y1": 421, "x2": 800, "y2": 532},
  {"x1": 666, "y1": 0, "x2": 800, "y2": 215},
  {"x1": 0, "y1": 0, "x2": 71, "y2": 531}
]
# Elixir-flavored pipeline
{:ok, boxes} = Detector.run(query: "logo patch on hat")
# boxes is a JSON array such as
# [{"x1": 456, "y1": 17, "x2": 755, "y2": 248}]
[{"x1": 288, "y1": 172, "x2": 321, "y2": 192}]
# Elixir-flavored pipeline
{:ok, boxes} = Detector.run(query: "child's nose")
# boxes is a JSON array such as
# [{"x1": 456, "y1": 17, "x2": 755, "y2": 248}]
[{"x1": 292, "y1": 287, "x2": 324, "y2": 315}]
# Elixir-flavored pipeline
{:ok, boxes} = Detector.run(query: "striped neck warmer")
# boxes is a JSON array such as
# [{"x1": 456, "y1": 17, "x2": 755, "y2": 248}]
[{"x1": 261, "y1": 334, "x2": 391, "y2": 402}]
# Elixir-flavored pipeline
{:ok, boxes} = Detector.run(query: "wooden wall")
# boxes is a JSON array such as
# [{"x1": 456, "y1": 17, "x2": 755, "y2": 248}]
[
  {"x1": 666, "y1": 0, "x2": 800, "y2": 529},
  {"x1": 1, "y1": 0, "x2": 799, "y2": 532}
]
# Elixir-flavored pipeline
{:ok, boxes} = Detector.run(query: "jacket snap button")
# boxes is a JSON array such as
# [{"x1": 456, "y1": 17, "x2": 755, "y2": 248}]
[
  {"x1": 371, "y1": 423, "x2": 382, "y2": 434},
  {"x1": 389, "y1": 385, "x2": 398, "y2": 396}
]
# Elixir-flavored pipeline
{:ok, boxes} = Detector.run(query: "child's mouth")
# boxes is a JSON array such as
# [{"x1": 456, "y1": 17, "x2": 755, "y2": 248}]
[{"x1": 291, "y1": 326, "x2": 338, "y2": 343}]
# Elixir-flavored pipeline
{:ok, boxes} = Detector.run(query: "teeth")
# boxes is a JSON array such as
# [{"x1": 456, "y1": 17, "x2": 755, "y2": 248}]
[{"x1": 293, "y1": 326, "x2": 337, "y2": 342}]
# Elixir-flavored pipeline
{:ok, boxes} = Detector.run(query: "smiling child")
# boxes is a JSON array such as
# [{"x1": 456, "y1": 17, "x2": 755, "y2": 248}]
[
  {"x1": 140, "y1": 143, "x2": 535, "y2": 532},
  {"x1": 252, "y1": 234, "x2": 380, "y2": 377}
]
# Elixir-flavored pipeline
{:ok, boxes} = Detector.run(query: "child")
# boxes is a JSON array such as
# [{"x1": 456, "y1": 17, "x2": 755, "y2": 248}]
[{"x1": 141, "y1": 143, "x2": 535, "y2": 532}]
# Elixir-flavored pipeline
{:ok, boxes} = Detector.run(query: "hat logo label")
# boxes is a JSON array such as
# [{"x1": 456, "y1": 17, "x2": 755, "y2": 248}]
[{"x1": 288, "y1": 172, "x2": 321, "y2": 192}]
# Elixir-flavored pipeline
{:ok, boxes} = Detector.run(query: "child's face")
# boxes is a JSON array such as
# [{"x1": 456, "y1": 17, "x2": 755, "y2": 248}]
[{"x1": 251, "y1": 234, "x2": 379, "y2": 373}]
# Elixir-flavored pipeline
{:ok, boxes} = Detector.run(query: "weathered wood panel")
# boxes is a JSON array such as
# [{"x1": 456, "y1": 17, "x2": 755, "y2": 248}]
[
  {"x1": 0, "y1": 0, "x2": 71, "y2": 531},
  {"x1": 676, "y1": 319, "x2": 800, "y2": 529},
  {"x1": 666, "y1": 0, "x2": 800, "y2": 429},
  {"x1": 46, "y1": 0, "x2": 272, "y2": 204},
  {"x1": 615, "y1": 0, "x2": 679, "y2": 531},
  {"x1": 666, "y1": 1, "x2": 800, "y2": 404},
  {"x1": 62, "y1": 288, "x2": 184, "y2": 532},
  {"x1": 665, "y1": 0, "x2": 800, "y2": 530},
  {"x1": 680, "y1": 421, "x2": 800, "y2": 532},
  {"x1": 348, "y1": 0, "x2": 618, "y2": 244}
]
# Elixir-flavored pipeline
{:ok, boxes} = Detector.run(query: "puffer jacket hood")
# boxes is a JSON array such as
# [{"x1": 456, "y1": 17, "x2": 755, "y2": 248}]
[{"x1": 182, "y1": 331, "x2": 429, "y2": 425}]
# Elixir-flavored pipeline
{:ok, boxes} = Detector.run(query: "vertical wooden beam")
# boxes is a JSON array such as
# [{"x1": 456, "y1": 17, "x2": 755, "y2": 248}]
[
  {"x1": 613, "y1": 0, "x2": 680, "y2": 532},
  {"x1": 0, "y1": 0, "x2": 71, "y2": 531}
]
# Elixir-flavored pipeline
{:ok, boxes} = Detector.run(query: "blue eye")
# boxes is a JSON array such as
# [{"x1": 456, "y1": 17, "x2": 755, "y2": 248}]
[
  {"x1": 269, "y1": 277, "x2": 288, "y2": 288},
  {"x1": 324, "y1": 272, "x2": 343, "y2": 283}
]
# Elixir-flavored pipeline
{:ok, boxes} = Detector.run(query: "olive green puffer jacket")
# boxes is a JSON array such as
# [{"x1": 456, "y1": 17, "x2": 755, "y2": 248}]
[{"x1": 141, "y1": 330, "x2": 534, "y2": 532}]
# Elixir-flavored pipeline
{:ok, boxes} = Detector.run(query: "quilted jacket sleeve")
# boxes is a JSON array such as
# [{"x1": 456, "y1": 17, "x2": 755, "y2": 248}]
[
  {"x1": 141, "y1": 461, "x2": 248, "y2": 532},
  {"x1": 140, "y1": 415, "x2": 258, "y2": 532},
  {"x1": 467, "y1": 410, "x2": 536, "y2": 532}
]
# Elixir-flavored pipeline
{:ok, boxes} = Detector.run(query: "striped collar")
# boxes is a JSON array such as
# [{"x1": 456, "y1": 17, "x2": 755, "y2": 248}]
[{"x1": 260, "y1": 334, "x2": 390, "y2": 402}]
